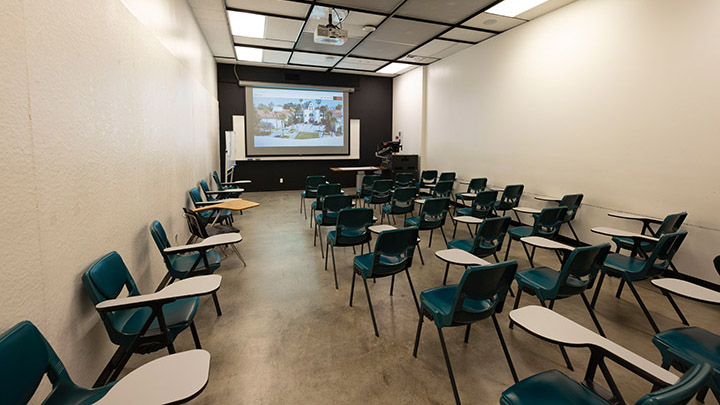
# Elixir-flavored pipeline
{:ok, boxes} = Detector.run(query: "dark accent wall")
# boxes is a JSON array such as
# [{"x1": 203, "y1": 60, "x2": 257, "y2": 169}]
[{"x1": 217, "y1": 64, "x2": 393, "y2": 191}]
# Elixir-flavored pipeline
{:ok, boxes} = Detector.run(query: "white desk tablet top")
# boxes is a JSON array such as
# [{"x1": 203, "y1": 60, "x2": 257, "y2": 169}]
[
  {"x1": 608, "y1": 212, "x2": 662, "y2": 223},
  {"x1": 452, "y1": 215, "x2": 484, "y2": 224},
  {"x1": 225, "y1": 179, "x2": 252, "y2": 184},
  {"x1": 435, "y1": 249, "x2": 491, "y2": 266},
  {"x1": 457, "y1": 180, "x2": 470, "y2": 185},
  {"x1": 591, "y1": 227, "x2": 659, "y2": 242},
  {"x1": 207, "y1": 188, "x2": 244, "y2": 194},
  {"x1": 369, "y1": 224, "x2": 396, "y2": 234},
  {"x1": 652, "y1": 279, "x2": 720, "y2": 304},
  {"x1": 414, "y1": 199, "x2": 426, "y2": 205},
  {"x1": 513, "y1": 206, "x2": 541, "y2": 214},
  {"x1": 521, "y1": 236, "x2": 574, "y2": 251},
  {"x1": 460, "y1": 192, "x2": 477, "y2": 198},
  {"x1": 510, "y1": 306, "x2": 679, "y2": 386},
  {"x1": 96, "y1": 349, "x2": 210, "y2": 405},
  {"x1": 96, "y1": 275, "x2": 222, "y2": 311},
  {"x1": 330, "y1": 166, "x2": 384, "y2": 172},
  {"x1": 164, "y1": 233, "x2": 243, "y2": 254},
  {"x1": 535, "y1": 195, "x2": 561, "y2": 203}
]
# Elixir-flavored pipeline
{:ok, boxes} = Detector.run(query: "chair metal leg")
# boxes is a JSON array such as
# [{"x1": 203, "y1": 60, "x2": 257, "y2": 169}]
[
  {"x1": 349, "y1": 271, "x2": 357, "y2": 306},
  {"x1": 443, "y1": 262, "x2": 451, "y2": 285},
  {"x1": 211, "y1": 291, "x2": 222, "y2": 316},
  {"x1": 437, "y1": 327, "x2": 461, "y2": 405},
  {"x1": 324, "y1": 243, "x2": 329, "y2": 270},
  {"x1": 189, "y1": 321, "x2": 202, "y2": 349},
  {"x1": 590, "y1": 271, "x2": 606, "y2": 309},
  {"x1": 663, "y1": 291, "x2": 689, "y2": 325},
  {"x1": 429, "y1": 229, "x2": 434, "y2": 247},
  {"x1": 493, "y1": 314, "x2": 519, "y2": 383},
  {"x1": 452, "y1": 221, "x2": 458, "y2": 238},
  {"x1": 509, "y1": 288, "x2": 523, "y2": 329},
  {"x1": 331, "y1": 245, "x2": 339, "y2": 290},
  {"x1": 626, "y1": 281, "x2": 660, "y2": 333},
  {"x1": 539, "y1": 298, "x2": 573, "y2": 370},
  {"x1": 504, "y1": 237, "x2": 513, "y2": 261},
  {"x1": 362, "y1": 277, "x2": 379, "y2": 337},
  {"x1": 416, "y1": 242, "x2": 425, "y2": 265},
  {"x1": 466, "y1": 223, "x2": 473, "y2": 238},
  {"x1": 380, "y1": 211, "x2": 384, "y2": 224},
  {"x1": 390, "y1": 274, "x2": 395, "y2": 296},
  {"x1": 464, "y1": 324, "x2": 471, "y2": 343},
  {"x1": 313, "y1": 222, "x2": 318, "y2": 246},
  {"x1": 405, "y1": 270, "x2": 420, "y2": 312},
  {"x1": 581, "y1": 292, "x2": 606, "y2": 337},
  {"x1": 230, "y1": 245, "x2": 246, "y2": 267},
  {"x1": 94, "y1": 346, "x2": 128, "y2": 387},
  {"x1": 568, "y1": 222, "x2": 580, "y2": 242},
  {"x1": 615, "y1": 279, "x2": 625, "y2": 299},
  {"x1": 318, "y1": 226, "x2": 324, "y2": 258},
  {"x1": 413, "y1": 312, "x2": 424, "y2": 357},
  {"x1": 440, "y1": 226, "x2": 448, "y2": 246},
  {"x1": 521, "y1": 241, "x2": 533, "y2": 266},
  {"x1": 493, "y1": 252, "x2": 500, "y2": 263},
  {"x1": 514, "y1": 210, "x2": 521, "y2": 223}
]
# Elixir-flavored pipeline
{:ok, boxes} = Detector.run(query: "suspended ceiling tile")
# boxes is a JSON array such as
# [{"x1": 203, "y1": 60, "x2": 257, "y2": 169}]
[
  {"x1": 266, "y1": 16, "x2": 304, "y2": 41},
  {"x1": 225, "y1": 0, "x2": 311, "y2": 18},
  {"x1": 335, "y1": 57, "x2": 387, "y2": 71},
  {"x1": 262, "y1": 50, "x2": 291, "y2": 64},
  {"x1": 408, "y1": 39, "x2": 455, "y2": 57},
  {"x1": 319, "y1": 0, "x2": 400, "y2": 14},
  {"x1": 397, "y1": 54, "x2": 437, "y2": 64},
  {"x1": 368, "y1": 17, "x2": 447, "y2": 46},
  {"x1": 188, "y1": 0, "x2": 225, "y2": 11},
  {"x1": 440, "y1": 28, "x2": 494, "y2": 43},
  {"x1": 304, "y1": 6, "x2": 385, "y2": 39},
  {"x1": 396, "y1": 0, "x2": 495, "y2": 24},
  {"x1": 517, "y1": 0, "x2": 576, "y2": 20},
  {"x1": 431, "y1": 42, "x2": 470, "y2": 58},
  {"x1": 290, "y1": 52, "x2": 343, "y2": 67},
  {"x1": 463, "y1": 12, "x2": 525, "y2": 31},
  {"x1": 350, "y1": 39, "x2": 415, "y2": 60},
  {"x1": 331, "y1": 68, "x2": 381, "y2": 76},
  {"x1": 234, "y1": 36, "x2": 295, "y2": 49},
  {"x1": 295, "y1": 32, "x2": 361, "y2": 54}
]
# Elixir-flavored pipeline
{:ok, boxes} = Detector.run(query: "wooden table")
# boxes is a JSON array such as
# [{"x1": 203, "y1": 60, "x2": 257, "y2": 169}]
[
  {"x1": 509, "y1": 305, "x2": 679, "y2": 401},
  {"x1": 96, "y1": 349, "x2": 210, "y2": 404},
  {"x1": 435, "y1": 248, "x2": 490, "y2": 285},
  {"x1": 520, "y1": 236, "x2": 574, "y2": 267},
  {"x1": 330, "y1": 166, "x2": 385, "y2": 190},
  {"x1": 194, "y1": 199, "x2": 260, "y2": 225}
]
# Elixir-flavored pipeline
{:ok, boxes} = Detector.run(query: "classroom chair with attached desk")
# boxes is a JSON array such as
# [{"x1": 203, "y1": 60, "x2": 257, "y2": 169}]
[
  {"x1": 325, "y1": 207, "x2": 374, "y2": 289},
  {"x1": 413, "y1": 260, "x2": 519, "y2": 405},
  {"x1": 453, "y1": 190, "x2": 498, "y2": 237},
  {"x1": 189, "y1": 187, "x2": 232, "y2": 226},
  {"x1": 591, "y1": 230, "x2": 688, "y2": 333},
  {"x1": 417, "y1": 170, "x2": 438, "y2": 192},
  {"x1": 381, "y1": 186, "x2": 417, "y2": 225},
  {"x1": 432, "y1": 180, "x2": 454, "y2": 199},
  {"x1": 495, "y1": 184, "x2": 524, "y2": 220},
  {"x1": 183, "y1": 208, "x2": 245, "y2": 266},
  {"x1": 357, "y1": 174, "x2": 380, "y2": 205},
  {"x1": 447, "y1": 216, "x2": 511, "y2": 265},
  {"x1": 504, "y1": 206, "x2": 567, "y2": 263},
  {"x1": 301, "y1": 175, "x2": 326, "y2": 218},
  {"x1": 405, "y1": 197, "x2": 451, "y2": 248},
  {"x1": 82, "y1": 251, "x2": 204, "y2": 387},
  {"x1": 363, "y1": 179, "x2": 393, "y2": 214},
  {"x1": 314, "y1": 194, "x2": 353, "y2": 257},
  {"x1": 310, "y1": 183, "x2": 342, "y2": 228},
  {"x1": 394, "y1": 172, "x2": 415, "y2": 188},
  {"x1": 455, "y1": 177, "x2": 487, "y2": 206},
  {"x1": 350, "y1": 227, "x2": 420, "y2": 337},
  {"x1": 557, "y1": 193, "x2": 584, "y2": 241}
]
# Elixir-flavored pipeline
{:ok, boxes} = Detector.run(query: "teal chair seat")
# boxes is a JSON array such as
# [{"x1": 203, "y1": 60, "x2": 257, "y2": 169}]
[
  {"x1": 507, "y1": 226, "x2": 533, "y2": 239},
  {"x1": 612, "y1": 236, "x2": 653, "y2": 252},
  {"x1": 168, "y1": 251, "x2": 221, "y2": 276},
  {"x1": 325, "y1": 207, "x2": 374, "y2": 289},
  {"x1": 327, "y1": 228, "x2": 365, "y2": 245},
  {"x1": 455, "y1": 207, "x2": 471, "y2": 216},
  {"x1": 653, "y1": 327, "x2": 720, "y2": 387},
  {"x1": 515, "y1": 267, "x2": 585, "y2": 298},
  {"x1": 446, "y1": 238, "x2": 472, "y2": 252},
  {"x1": 500, "y1": 369, "x2": 609, "y2": 405},
  {"x1": 315, "y1": 212, "x2": 338, "y2": 226},
  {"x1": 404, "y1": 216, "x2": 420, "y2": 227},
  {"x1": 111, "y1": 297, "x2": 199, "y2": 338},
  {"x1": 420, "y1": 286, "x2": 494, "y2": 322},
  {"x1": 353, "y1": 253, "x2": 404, "y2": 278},
  {"x1": 601, "y1": 252, "x2": 650, "y2": 280}
]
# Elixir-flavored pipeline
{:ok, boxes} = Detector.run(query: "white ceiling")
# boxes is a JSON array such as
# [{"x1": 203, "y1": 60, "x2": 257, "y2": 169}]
[{"x1": 190, "y1": 0, "x2": 577, "y2": 76}]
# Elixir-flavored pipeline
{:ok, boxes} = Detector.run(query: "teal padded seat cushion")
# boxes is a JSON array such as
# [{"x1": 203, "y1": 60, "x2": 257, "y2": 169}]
[
  {"x1": 168, "y1": 250, "x2": 221, "y2": 275},
  {"x1": 420, "y1": 286, "x2": 493, "y2": 327},
  {"x1": 405, "y1": 217, "x2": 420, "y2": 227},
  {"x1": 612, "y1": 236, "x2": 653, "y2": 252},
  {"x1": 508, "y1": 226, "x2": 533, "y2": 239},
  {"x1": 353, "y1": 253, "x2": 403, "y2": 278},
  {"x1": 653, "y1": 327, "x2": 720, "y2": 373},
  {"x1": 500, "y1": 370, "x2": 607, "y2": 405},
  {"x1": 327, "y1": 229, "x2": 366, "y2": 246},
  {"x1": 447, "y1": 239, "x2": 472, "y2": 252},
  {"x1": 515, "y1": 267, "x2": 561, "y2": 291},
  {"x1": 109, "y1": 297, "x2": 199, "y2": 337},
  {"x1": 455, "y1": 207, "x2": 471, "y2": 216},
  {"x1": 602, "y1": 252, "x2": 647, "y2": 280}
]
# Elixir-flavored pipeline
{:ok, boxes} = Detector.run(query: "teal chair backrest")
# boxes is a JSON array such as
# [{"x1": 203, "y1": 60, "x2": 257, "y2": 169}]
[
  {"x1": 655, "y1": 212, "x2": 688, "y2": 236},
  {"x1": 395, "y1": 172, "x2": 414, "y2": 187},
  {"x1": 467, "y1": 178, "x2": 487, "y2": 193},
  {"x1": 499, "y1": 184, "x2": 524, "y2": 208},
  {"x1": 199, "y1": 179, "x2": 214, "y2": 201},
  {"x1": 471, "y1": 216, "x2": 511, "y2": 257},
  {"x1": 419, "y1": 198, "x2": 450, "y2": 228},
  {"x1": 550, "y1": 243, "x2": 611, "y2": 299},
  {"x1": 321, "y1": 194, "x2": 353, "y2": 224},
  {"x1": 369, "y1": 179, "x2": 393, "y2": 201},
  {"x1": 0, "y1": 321, "x2": 79, "y2": 404},
  {"x1": 471, "y1": 190, "x2": 498, "y2": 218},
  {"x1": 439, "y1": 172, "x2": 456, "y2": 182},
  {"x1": 360, "y1": 175, "x2": 380, "y2": 191},
  {"x1": 370, "y1": 227, "x2": 420, "y2": 277},
  {"x1": 189, "y1": 187, "x2": 204, "y2": 207},
  {"x1": 316, "y1": 183, "x2": 342, "y2": 206},
  {"x1": 635, "y1": 363, "x2": 712, "y2": 405},
  {"x1": 433, "y1": 180, "x2": 454, "y2": 198},
  {"x1": 559, "y1": 194, "x2": 584, "y2": 222},
  {"x1": 390, "y1": 187, "x2": 417, "y2": 212},
  {"x1": 82, "y1": 252, "x2": 143, "y2": 346},
  {"x1": 335, "y1": 208, "x2": 374, "y2": 245},
  {"x1": 437, "y1": 260, "x2": 518, "y2": 327},
  {"x1": 642, "y1": 231, "x2": 687, "y2": 278},
  {"x1": 531, "y1": 206, "x2": 568, "y2": 239},
  {"x1": 420, "y1": 170, "x2": 438, "y2": 184},
  {"x1": 212, "y1": 171, "x2": 223, "y2": 190},
  {"x1": 306, "y1": 175, "x2": 326, "y2": 192}
]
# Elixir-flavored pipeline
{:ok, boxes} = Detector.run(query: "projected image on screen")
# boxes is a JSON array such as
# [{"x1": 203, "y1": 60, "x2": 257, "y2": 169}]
[{"x1": 245, "y1": 86, "x2": 350, "y2": 157}]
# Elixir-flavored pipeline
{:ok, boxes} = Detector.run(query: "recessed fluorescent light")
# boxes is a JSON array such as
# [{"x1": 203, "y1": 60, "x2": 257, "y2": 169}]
[
  {"x1": 377, "y1": 63, "x2": 413, "y2": 75},
  {"x1": 235, "y1": 46, "x2": 263, "y2": 62},
  {"x1": 227, "y1": 11, "x2": 266, "y2": 38},
  {"x1": 485, "y1": 0, "x2": 549, "y2": 17}
]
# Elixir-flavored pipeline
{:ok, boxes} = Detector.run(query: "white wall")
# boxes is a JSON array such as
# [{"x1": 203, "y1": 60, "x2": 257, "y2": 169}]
[
  {"x1": 0, "y1": 0, "x2": 219, "y2": 390},
  {"x1": 397, "y1": 0, "x2": 720, "y2": 283},
  {"x1": 392, "y1": 66, "x2": 425, "y2": 158}
]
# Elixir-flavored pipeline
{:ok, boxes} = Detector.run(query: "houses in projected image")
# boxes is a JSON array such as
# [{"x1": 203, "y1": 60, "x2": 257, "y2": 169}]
[{"x1": 256, "y1": 100, "x2": 342, "y2": 138}]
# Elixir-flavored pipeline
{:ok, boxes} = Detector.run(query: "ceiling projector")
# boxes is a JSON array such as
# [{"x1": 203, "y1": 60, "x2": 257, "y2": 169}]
[{"x1": 314, "y1": 13, "x2": 348, "y2": 45}]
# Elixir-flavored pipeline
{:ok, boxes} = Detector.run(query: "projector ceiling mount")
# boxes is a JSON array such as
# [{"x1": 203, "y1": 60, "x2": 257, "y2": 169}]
[{"x1": 314, "y1": 8, "x2": 349, "y2": 46}]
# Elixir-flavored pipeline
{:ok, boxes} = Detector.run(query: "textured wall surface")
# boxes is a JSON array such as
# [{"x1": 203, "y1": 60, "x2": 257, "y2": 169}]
[
  {"x1": 396, "y1": 0, "x2": 720, "y2": 283},
  {"x1": 392, "y1": 66, "x2": 425, "y2": 158},
  {"x1": 0, "y1": 0, "x2": 218, "y2": 392}
]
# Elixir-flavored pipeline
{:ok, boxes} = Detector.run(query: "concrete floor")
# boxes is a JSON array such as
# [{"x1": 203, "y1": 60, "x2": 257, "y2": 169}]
[{"x1": 125, "y1": 190, "x2": 718, "y2": 404}]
